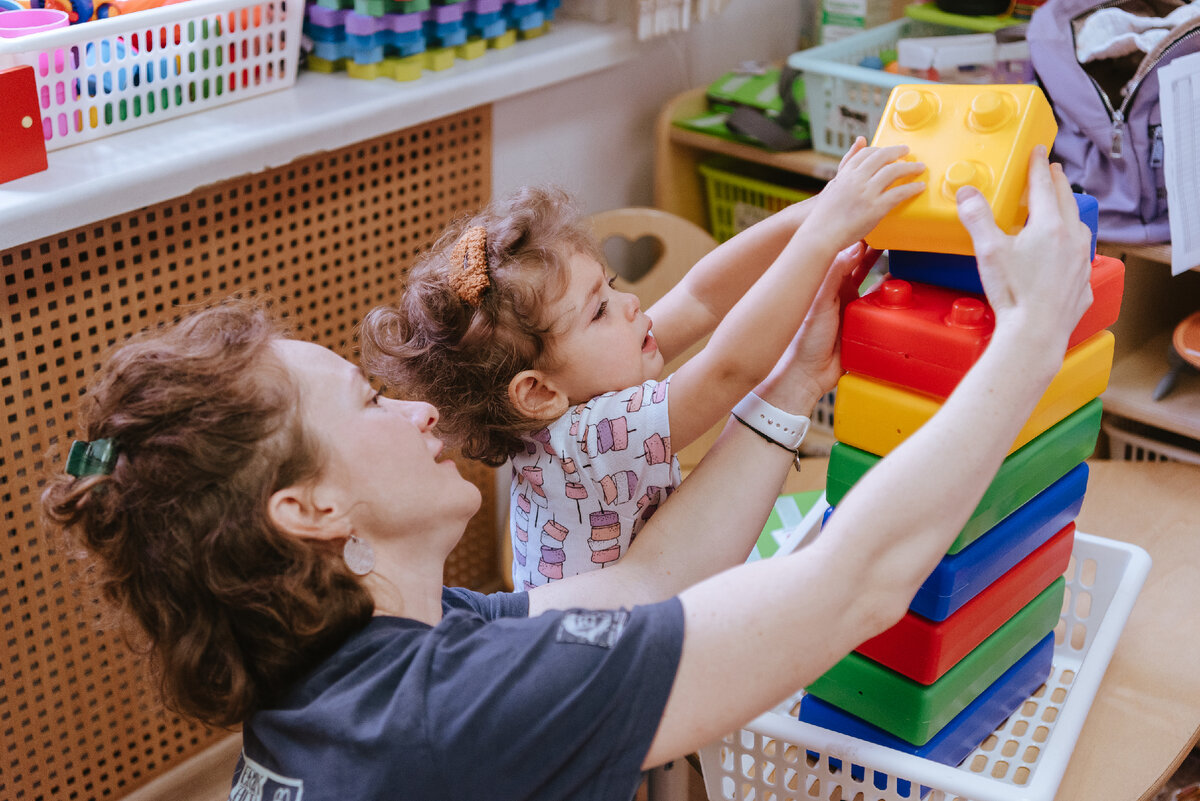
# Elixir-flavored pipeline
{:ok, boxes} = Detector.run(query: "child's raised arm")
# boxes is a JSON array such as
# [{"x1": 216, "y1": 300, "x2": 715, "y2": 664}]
[
  {"x1": 664, "y1": 139, "x2": 925, "y2": 451},
  {"x1": 644, "y1": 195, "x2": 817, "y2": 363}
]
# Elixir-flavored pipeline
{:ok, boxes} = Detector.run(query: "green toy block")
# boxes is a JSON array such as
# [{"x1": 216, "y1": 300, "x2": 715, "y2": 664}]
[
  {"x1": 353, "y1": 0, "x2": 430, "y2": 16},
  {"x1": 826, "y1": 398, "x2": 1102, "y2": 554},
  {"x1": 805, "y1": 577, "x2": 1064, "y2": 746}
]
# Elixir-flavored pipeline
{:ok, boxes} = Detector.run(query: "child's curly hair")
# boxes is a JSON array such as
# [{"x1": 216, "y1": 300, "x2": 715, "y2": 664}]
[{"x1": 360, "y1": 186, "x2": 603, "y2": 466}]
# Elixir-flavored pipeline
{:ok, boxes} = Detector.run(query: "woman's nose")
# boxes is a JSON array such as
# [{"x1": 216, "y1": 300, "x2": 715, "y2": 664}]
[{"x1": 404, "y1": 401, "x2": 439, "y2": 431}]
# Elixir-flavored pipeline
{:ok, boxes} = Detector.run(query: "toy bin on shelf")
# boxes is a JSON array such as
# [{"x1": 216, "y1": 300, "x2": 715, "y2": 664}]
[
  {"x1": 697, "y1": 531, "x2": 1150, "y2": 801},
  {"x1": 0, "y1": 0, "x2": 304, "y2": 151},
  {"x1": 697, "y1": 155, "x2": 818, "y2": 242},
  {"x1": 1102, "y1": 415, "x2": 1200, "y2": 466},
  {"x1": 786, "y1": 18, "x2": 971, "y2": 157}
]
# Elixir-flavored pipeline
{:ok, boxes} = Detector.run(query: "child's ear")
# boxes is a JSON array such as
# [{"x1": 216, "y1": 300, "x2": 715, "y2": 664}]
[{"x1": 509, "y1": 370, "x2": 569, "y2": 421}]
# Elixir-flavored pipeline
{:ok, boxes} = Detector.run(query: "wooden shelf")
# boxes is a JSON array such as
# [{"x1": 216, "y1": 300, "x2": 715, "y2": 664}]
[
  {"x1": 1098, "y1": 242, "x2": 1177, "y2": 271},
  {"x1": 653, "y1": 84, "x2": 840, "y2": 229},
  {"x1": 1104, "y1": 330, "x2": 1200, "y2": 441}
]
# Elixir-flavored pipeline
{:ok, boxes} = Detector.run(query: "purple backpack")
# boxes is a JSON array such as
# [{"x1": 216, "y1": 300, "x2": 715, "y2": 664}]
[{"x1": 1028, "y1": 0, "x2": 1200, "y2": 244}]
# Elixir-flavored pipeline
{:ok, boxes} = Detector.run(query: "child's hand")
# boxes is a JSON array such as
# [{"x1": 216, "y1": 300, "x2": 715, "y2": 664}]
[
  {"x1": 957, "y1": 146, "x2": 1093, "y2": 353},
  {"x1": 806, "y1": 137, "x2": 926, "y2": 249},
  {"x1": 756, "y1": 241, "x2": 879, "y2": 413}
]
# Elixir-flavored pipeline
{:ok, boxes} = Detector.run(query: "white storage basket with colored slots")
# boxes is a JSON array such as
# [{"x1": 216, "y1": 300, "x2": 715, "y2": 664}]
[
  {"x1": 0, "y1": 0, "x2": 303, "y2": 151},
  {"x1": 698, "y1": 531, "x2": 1150, "y2": 801},
  {"x1": 787, "y1": 18, "x2": 968, "y2": 157}
]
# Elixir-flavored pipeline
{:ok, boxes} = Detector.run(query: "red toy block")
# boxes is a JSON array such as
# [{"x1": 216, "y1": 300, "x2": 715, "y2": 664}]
[
  {"x1": 842, "y1": 255, "x2": 1124, "y2": 398},
  {"x1": 856, "y1": 522, "x2": 1075, "y2": 685},
  {"x1": 0, "y1": 66, "x2": 48, "y2": 185}
]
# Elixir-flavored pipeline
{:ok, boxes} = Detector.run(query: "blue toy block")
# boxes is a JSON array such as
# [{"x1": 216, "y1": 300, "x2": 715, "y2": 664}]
[
  {"x1": 821, "y1": 460, "x2": 1087, "y2": 620},
  {"x1": 348, "y1": 27, "x2": 426, "y2": 50},
  {"x1": 800, "y1": 634, "x2": 1053, "y2": 799},
  {"x1": 424, "y1": 20, "x2": 467, "y2": 45},
  {"x1": 888, "y1": 193, "x2": 1100, "y2": 294},
  {"x1": 909, "y1": 462, "x2": 1086, "y2": 620}
]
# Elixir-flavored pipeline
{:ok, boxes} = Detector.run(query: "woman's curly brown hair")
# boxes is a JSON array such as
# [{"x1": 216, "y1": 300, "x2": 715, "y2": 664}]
[
  {"x1": 360, "y1": 186, "x2": 603, "y2": 466},
  {"x1": 40, "y1": 300, "x2": 375, "y2": 729}
]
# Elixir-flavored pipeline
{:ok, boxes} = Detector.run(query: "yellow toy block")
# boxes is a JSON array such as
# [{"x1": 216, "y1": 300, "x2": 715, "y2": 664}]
[
  {"x1": 423, "y1": 47, "x2": 457, "y2": 72},
  {"x1": 864, "y1": 84, "x2": 1057, "y2": 256},
  {"x1": 344, "y1": 55, "x2": 423, "y2": 82},
  {"x1": 489, "y1": 29, "x2": 517, "y2": 49},
  {"x1": 833, "y1": 330, "x2": 1114, "y2": 457},
  {"x1": 457, "y1": 38, "x2": 488, "y2": 60}
]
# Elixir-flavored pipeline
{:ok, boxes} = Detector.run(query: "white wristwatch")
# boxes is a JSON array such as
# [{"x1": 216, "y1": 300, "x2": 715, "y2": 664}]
[{"x1": 731, "y1": 391, "x2": 811, "y2": 459}]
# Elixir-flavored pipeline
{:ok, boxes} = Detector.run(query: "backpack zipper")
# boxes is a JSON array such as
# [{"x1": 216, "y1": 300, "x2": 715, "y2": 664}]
[{"x1": 1073, "y1": 5, "x2": 1200, "y2": 159}]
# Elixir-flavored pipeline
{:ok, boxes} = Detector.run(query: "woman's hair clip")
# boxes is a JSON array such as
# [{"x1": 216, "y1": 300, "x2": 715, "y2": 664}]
[
  {"x1": 66, "y1": 439, "x2": 118, "y2": 477},
  {"x1": 448, "y1": 225, "x2": 490, "y2": 307}
]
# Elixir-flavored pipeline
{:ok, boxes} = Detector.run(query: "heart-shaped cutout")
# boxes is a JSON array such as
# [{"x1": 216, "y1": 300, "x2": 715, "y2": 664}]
[{"x1": 601, "y1": 234, "x2": 663, "y2": 284}]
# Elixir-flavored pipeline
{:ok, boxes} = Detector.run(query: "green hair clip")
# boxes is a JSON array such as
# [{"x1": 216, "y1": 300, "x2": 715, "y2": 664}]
[{"x1": 66, "y1": 439, "x2": 118, "y2": 478}]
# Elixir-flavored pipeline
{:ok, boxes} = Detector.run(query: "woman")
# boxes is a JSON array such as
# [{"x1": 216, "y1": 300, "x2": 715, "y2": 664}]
[{"x1": 41, "y1": 150, "x2": 1092, "y2": 801}]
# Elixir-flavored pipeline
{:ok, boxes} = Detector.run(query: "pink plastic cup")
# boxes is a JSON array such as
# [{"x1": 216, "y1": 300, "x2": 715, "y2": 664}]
[{"x1": 0, "y1": 9, "x2": 70, "y2": 37}]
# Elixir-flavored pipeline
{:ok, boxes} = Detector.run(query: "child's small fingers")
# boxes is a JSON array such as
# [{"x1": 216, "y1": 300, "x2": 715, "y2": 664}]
[
  {"x1": 871, "y1": 160, "x2": 926, "y2": 189},
  {"x1": 880, "y1": 181, "x2": 926, "y2": 206},
  {"x1": 852, "y1": 144, "x2": 911, "y2": 173}
]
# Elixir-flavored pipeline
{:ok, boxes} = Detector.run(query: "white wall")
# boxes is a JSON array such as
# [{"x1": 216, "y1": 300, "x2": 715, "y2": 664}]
[{"x1": 492, "y1": 0, "x2": 817, "y2": 214}]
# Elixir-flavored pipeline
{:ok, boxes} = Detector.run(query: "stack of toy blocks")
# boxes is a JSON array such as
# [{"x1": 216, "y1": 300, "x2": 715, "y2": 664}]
[
  {"x1": 797, "y1": 84, "x2": 1125, "y2": 790},
  {"x1": 304, "y1": 0, "x2": 561, "y2": 81}
]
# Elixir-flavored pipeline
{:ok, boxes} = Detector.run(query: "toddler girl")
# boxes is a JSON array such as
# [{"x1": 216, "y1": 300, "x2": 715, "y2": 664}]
[{"x1": 361, "y1": 138, "x2": 923, "y2": 590}]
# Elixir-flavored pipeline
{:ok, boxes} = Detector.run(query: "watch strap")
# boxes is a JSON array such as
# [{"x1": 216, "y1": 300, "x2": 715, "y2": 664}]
[{"x1": 731, "y1": 392, "x2": 811, "y2": 451}]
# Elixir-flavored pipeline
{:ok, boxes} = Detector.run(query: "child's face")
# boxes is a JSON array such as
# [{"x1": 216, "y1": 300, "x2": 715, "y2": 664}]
[{"x1": 538, "y1": 252, "x2": 664, "y2": 404}]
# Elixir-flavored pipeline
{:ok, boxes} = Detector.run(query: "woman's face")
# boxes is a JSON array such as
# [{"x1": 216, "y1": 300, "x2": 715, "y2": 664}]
[{"x1": 273, "y1": 339, "x2": 482, "y2": 546}]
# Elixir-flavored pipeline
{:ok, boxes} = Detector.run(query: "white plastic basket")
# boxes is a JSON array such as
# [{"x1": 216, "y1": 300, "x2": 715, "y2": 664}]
[
  {"x1": 0, "y1": 0, "x2": 303, "y2": 151},
  {"x1": 787, "y1": 18, "x2": 967, "y2": 157},
  {"x1": 698, "y1": 531, "x2": 1151, "y2": 801},
  {"x1": 1103, "y1": 418, "x2": 1200, "y2": 466}
]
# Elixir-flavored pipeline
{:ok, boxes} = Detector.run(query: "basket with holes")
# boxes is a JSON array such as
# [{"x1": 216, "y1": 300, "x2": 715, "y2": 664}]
[
  {"x1": 0, "y1": 0, "x2": 303, "y2": 151},
  {"x1": 786, "y1": 17, "x2": 974, "y2": 157},
  {"x1": 698, "y1": 155, "x2": 820, "y2": 242},
  {"x1": 1102, "y1": 415, "x2": 1200, "y2": 466},
  {"x1": 698, "y1": 531, "x2": 1150, "y2": 801}
]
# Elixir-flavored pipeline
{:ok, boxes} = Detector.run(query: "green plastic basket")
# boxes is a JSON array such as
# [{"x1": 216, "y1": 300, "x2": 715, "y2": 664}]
[{"x1": 698, "y1": 156, "x2": 817, "y2": 242}]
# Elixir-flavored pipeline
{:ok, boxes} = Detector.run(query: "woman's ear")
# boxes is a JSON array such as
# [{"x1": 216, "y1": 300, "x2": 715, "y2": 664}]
[
  {"x1": 268, "y1": 483, "x2": 344, "y2": 542},
  {"x1": 508, "y1": 369, "x2": 569, "y2": 421}
]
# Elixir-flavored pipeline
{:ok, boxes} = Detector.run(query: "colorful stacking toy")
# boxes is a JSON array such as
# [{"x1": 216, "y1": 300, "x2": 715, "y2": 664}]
[
  {"x1": 303, "y1": 0, "x2": 561, "y2": 81},
  {"x1": 799, "y1": 84, "x2": 1125, "y2": 782}
]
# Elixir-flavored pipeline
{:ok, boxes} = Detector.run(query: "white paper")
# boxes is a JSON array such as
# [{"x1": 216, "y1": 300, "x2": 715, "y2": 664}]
[{"x1": 1158, "y1": 50, "x2": 1200, "y2": 275}]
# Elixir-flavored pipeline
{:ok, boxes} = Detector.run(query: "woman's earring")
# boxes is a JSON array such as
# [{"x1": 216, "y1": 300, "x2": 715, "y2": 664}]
[{"x1": 343, "y1": 534, "x2": 375, "y2": 576}]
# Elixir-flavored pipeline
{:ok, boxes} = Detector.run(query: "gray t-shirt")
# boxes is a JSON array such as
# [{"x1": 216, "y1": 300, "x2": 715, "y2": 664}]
[{"x1": 230, "y1": 587, "x2": 685, "y2": 801}]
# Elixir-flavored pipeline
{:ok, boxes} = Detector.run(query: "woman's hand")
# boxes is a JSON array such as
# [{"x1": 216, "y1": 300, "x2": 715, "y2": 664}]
[
  {"x1": 957, "y1": 145, "x2": 1093, "y2": 356},
  {"x1": 755, "y1": 240, "x2": 879, "y2": 415},
  {"x1": 804, "y1": 136, "x2": 927, "y2": 249}
]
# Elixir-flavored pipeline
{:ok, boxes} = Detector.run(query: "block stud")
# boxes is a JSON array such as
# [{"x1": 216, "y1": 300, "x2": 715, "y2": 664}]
[
  {"x1": 968, "y1": 91, "x2": 1012, "y2": 132},
  {"x1": 895, "y1": 89, "x2": 936, "y2": 129},
  {"x1": 879, "y1": 279, "x2": 913, "y2": 309}
]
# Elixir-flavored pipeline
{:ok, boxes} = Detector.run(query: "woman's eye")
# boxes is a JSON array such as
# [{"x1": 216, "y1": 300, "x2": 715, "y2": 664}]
[
  {"x1": 593, "y1": 301, "x2": 608, "y2": 321},
  {"x1": 369, "y1": 392, "x2": 382, "y2": 406},
  {"x1": 607, "y1": 275, "x2": 617, "y2": 288}
]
